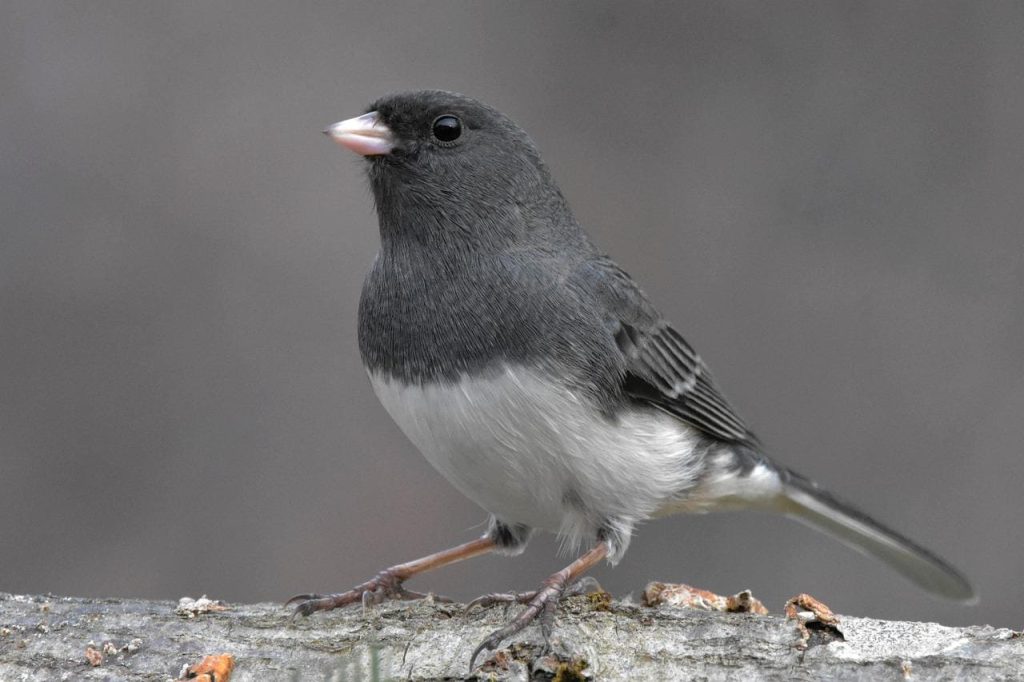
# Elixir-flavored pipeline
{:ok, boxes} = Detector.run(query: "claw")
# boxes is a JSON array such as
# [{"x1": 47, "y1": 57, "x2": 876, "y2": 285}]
[
  {"x1": 287, "y1": 591, "x2": 361, "y2": 619},
  {"x1": 469, "y1": 631, "x2": 505, "y2": 672},
  {"x1": 284, "y1": 593, "x2": 322, "y2": 608}
]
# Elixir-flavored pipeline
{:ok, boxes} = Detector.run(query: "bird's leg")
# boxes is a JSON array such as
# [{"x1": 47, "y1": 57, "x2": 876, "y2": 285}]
[
  {"x1": 468, "y1": 541, "x2": 610, "y2": 671},
  {"x1": 287, "y1": 535, "x2": 497, "y2": 617}
]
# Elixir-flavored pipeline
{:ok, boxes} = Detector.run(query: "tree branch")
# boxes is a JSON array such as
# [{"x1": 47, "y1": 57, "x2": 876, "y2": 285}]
[{"x1": 0, "y1": 591, "x2": 1019, "y2": 680}]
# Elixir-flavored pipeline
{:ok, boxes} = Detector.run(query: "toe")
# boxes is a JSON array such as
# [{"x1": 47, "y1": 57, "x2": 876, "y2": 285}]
[
  {"x1": 468, "y1": 631, "x2": 505, "y2": 672},
  {"x1": 466, "y1": 590, "x2": 536, "y2": 612},
  {"x1": 284, "y1": 593, "x2": 322, "y2": 608}
]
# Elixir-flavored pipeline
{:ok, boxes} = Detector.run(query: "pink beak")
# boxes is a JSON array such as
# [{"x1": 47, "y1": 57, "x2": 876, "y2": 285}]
[{"x1": 324, "y1": 111, "x2": 395, "y2": 156}]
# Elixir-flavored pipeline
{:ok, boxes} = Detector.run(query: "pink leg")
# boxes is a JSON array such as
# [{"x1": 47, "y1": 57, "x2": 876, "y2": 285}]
[{"x1": 287, "y1": 536, "x2": 497, "y2": 616}]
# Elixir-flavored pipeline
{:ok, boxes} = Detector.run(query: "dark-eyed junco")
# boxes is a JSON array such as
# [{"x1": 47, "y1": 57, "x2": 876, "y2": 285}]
[{"x1": 291, "y1": 90, "x2": 973, "y2": 668}]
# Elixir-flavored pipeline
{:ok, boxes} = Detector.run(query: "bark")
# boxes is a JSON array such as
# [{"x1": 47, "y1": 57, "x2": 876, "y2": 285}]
[{"x1": 0, "y1": 591, "x2": 1020, "y2": 681}]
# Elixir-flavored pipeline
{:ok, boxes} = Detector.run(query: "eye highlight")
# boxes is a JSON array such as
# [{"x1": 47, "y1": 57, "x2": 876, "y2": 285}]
[{"x1": 431, "y1": 115, "x2": 462, "y2": 143}]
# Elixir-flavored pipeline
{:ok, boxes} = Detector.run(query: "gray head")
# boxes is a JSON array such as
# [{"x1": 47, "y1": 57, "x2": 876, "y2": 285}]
[{"x1": 326, "y1": 90, "x2": 578, "y2": 254}]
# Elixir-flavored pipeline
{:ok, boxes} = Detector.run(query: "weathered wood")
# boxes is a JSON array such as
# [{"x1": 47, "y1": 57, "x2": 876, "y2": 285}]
[{"x1": 0, "y1": 591, "x2": 1019, "y2": 680}]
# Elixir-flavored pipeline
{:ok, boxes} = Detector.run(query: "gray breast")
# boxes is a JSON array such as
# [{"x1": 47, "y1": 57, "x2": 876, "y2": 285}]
[{"x1": 357, "y1": 248, "x2": 623, "y2": 395}]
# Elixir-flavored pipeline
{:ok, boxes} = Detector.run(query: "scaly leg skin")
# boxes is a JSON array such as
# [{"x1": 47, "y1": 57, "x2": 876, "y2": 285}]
[
  {"x1": 468, "y1": 542, "x2": 610, "y2": 672},
  {"x1": 465, "y1": 576, "x2": 604, "y2": 611},
  {"x1": 286, "y1": 536, "x2": 496, "y2": 617}
]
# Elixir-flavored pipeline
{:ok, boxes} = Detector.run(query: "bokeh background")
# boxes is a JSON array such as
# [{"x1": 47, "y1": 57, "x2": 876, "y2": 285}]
[{"x1": 2, "y1": 2, "x2": 1022, "y2": 630}]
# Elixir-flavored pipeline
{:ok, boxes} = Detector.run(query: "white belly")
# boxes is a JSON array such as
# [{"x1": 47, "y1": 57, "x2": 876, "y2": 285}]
[{"x1": 369, "y1": 364, "x2": 706, "y2": 552}]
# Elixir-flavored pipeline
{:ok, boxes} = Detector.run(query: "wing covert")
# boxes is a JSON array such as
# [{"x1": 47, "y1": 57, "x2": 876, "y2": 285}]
[{"x1": 579, "y1": 256, "x2": 757, "y2": 446}]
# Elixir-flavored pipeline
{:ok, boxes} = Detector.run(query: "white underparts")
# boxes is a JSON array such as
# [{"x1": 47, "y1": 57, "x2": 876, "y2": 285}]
[
  {"x1": 369, "y1": 365, "x2": 778, "y2": 562},
  {"x1": 657, "y1": 450, "x2": 784, "y2": 516}
]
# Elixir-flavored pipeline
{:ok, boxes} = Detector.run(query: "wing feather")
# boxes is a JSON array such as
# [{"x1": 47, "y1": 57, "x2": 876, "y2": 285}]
[{"x1": 580, "y1": 257, "x2": 756, "y2": 446}]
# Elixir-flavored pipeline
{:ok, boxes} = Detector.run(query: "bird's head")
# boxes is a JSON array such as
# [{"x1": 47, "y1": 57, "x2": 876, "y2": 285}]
[{"x1": 325, "y1": 90, "x2": 575, "y2": 251}]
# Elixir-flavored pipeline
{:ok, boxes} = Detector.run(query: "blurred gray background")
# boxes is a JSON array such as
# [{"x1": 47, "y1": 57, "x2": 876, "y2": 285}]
[{"x1": 2, "y1": 2, "x2": 1021, "y2": 630}]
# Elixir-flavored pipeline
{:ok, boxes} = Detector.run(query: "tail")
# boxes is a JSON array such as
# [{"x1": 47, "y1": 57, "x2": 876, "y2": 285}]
[{"x1": 776, "y1": 467, "x2": 975, "y2": 602}]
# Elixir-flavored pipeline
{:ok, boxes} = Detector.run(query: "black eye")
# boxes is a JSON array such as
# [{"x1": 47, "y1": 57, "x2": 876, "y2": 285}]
[{"x1": 431, "y1": 115, "x2": 462, "y2": 143}]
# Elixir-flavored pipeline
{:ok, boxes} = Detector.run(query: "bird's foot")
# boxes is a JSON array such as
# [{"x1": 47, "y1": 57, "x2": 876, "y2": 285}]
[
  {"x1": 286, "y1": 568, "x2": 445, "y2": 618},
  {"x1": 468, "y1": 581, "x2": 563, "y2": 671},
  {"x1": 286, "y1": 537, "x2": 495, "y2": 619},
  {"x1": 465, "y1": 576, "x2": 602, "y2": 612},
  {"x1": 467, "y1": 576, "x2": 601, "y2": 671}
]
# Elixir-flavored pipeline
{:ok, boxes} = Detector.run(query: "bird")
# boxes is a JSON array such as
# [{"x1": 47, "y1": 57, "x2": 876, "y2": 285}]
[{"x1": 290, "y1": 90, "x2": 974, "y2": 669}]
